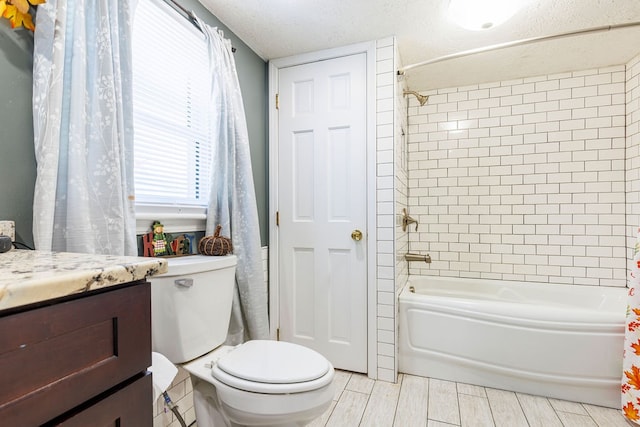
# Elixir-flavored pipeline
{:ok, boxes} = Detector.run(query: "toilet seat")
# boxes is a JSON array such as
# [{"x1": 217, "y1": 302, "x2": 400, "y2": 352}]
[{"x1": 211, "y1": 340, "x2": 334, "y2": 394}]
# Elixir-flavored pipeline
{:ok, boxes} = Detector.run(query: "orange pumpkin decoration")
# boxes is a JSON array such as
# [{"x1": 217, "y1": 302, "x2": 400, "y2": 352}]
[{"x1": 198, "y1": 224, "x2": 233, "y2": 256}]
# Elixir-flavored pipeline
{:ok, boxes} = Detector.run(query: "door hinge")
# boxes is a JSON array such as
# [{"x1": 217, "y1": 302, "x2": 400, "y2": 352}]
[
  {"x1": 276, "y1": 211, "x2": 279, "y2": 226},
  {"x1": 275, "y1": 93, "x2": 279, "y2": 110},
  {"x1": 276, "y1": 328, "x2": 280, "y2": 341}
]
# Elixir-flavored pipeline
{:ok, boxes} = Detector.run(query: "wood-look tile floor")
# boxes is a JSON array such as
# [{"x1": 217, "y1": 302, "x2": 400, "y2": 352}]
[{"x1": 309, "y1": 371, "x2": 631, "y2": 427}]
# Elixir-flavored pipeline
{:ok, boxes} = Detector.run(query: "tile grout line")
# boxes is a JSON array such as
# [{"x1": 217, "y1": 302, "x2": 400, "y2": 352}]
[
  {"x1": 483, "y1": 387, "x2": 500, "y2": 427},
  {"x1": 387, "y1": 374, "x2": 403, "y2": 427},
  {"x1": 456, "y1": 383, "x2": 462, "y2": 427},
  {"x1": 514, "y1": 391, "x2": 532, "y2": 427},
  {"x1": 357, "y1": 387, "x2": 374, "y2": 427}
]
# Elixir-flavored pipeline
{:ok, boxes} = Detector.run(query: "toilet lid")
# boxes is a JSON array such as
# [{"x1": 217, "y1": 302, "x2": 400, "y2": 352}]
[{"x1": 211, "y1": 340, "x2": 334, "y2": 394}]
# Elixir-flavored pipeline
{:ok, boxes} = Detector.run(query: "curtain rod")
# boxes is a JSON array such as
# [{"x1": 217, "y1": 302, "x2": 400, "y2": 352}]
[
  {"x1": 398, "y1": 21, "x2": 640, "y2": 76},
  {"x1": 161, "y1": 0, "x2": 236, "y2": 53}
]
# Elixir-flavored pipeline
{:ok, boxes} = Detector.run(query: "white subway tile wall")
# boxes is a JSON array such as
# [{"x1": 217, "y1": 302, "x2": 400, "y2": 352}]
[
  {"x1": 393, "y1": 46, "x2": 410, "y2": 385},
  {"x1": 376, "y1": 37, "x2": 399, "y2": 382},
  {"x1": 394, "y1": 69, "x2": 409, "y2": 295},
  {"x1": 627, "y1": 53, "x2": 640, "y2": 274},
  {"x1": 407, "y1": 65, "x2": 630, "y2": 286}
]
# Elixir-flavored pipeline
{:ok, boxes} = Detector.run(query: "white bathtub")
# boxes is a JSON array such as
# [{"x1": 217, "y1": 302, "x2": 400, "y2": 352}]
[{"x1": 398, "y1": 276, "x2": 627, "y2": 408}]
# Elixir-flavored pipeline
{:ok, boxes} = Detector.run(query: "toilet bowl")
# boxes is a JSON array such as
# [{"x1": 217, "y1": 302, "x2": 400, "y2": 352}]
[
  {"x1": 150, "y1": 255, "x2": 335, "y2": 426},
  {"x1": 184, "y1": 340, "x2": 335, "y2": 427}
]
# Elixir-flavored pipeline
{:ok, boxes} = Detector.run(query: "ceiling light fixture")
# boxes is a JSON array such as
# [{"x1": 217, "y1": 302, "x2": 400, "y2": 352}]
[{"x1": 448, "y1": 0, "x2": 529, "y2": 31}]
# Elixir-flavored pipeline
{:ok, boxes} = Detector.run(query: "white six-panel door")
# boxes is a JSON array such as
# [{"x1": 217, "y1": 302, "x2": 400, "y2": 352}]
[{"x1": 277, "y1": 53, "x2": 368, "y2": 372}]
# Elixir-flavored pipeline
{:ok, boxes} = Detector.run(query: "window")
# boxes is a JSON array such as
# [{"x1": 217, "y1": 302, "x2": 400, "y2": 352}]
[{"x1": 132, "y1": 0, "x2": 213, "y2": 230}]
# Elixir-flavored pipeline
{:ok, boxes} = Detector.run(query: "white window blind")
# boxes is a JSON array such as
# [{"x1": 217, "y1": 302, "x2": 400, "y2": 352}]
[{"x1": 132, "y1": 0, "x2": 213, "y2": 207}]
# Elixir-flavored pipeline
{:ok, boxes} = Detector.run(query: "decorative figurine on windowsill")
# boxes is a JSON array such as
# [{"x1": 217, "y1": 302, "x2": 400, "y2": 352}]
[
  {"x1": 199, "y1": 225, "x2": 233, "y2": 256},
  {"x1": 142, "y1": 221, "x2": 193, "y2": 257},
  {"x1": 152, "y1": 221, "x2": 173, "y2": 257}
]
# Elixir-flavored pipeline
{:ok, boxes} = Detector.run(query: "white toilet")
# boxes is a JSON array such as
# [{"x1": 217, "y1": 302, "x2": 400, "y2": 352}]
[{"x1": 150, "y1": 255, "x2": 335, "y2": 427}]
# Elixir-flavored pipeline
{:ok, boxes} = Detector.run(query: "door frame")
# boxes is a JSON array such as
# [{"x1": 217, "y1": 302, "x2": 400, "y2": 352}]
[{"x1": 268, "y1": 41, "x2": 378, "y2": 377}]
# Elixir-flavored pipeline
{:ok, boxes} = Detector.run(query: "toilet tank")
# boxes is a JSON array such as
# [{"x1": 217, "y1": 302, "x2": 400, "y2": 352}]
[{"x1": 150, "y1": 255, "x2": 237, "y2": 364}]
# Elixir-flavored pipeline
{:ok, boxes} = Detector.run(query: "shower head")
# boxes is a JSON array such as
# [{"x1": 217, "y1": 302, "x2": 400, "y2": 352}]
[{"x1": 403, "y1": 90, "x2": 429, "y2": 106}]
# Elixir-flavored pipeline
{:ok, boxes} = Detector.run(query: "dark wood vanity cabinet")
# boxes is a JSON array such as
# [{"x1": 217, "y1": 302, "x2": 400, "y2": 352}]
[{"x1": 0, "y1": 281, "x2": 153, "y2": 426}]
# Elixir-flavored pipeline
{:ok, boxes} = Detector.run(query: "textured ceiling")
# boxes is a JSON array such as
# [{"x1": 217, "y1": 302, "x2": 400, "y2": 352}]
[{"x1": 197, "y1": 0, "x2": 640, "y2": 91}]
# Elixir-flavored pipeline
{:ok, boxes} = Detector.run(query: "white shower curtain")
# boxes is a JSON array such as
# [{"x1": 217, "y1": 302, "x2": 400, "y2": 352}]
[
  {"x1": 196, "y1": 16, "x2": 269, "y2": 343},
  {"x1": 32, "y1": 0, "x2": 137, "y2": 256}
]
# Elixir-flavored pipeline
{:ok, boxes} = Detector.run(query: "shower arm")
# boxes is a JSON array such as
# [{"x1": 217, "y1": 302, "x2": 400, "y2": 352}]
[{"x1": 403, "y1": 90, "x2": 429, "y2": 106}]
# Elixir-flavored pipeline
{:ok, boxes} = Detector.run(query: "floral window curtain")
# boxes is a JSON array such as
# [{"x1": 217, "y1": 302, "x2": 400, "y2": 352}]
[
  {"x1": 195, "y1": 16, "x2": 269, "y2": 344},
  {"x1": 623, "y1": 227, "x2": 640, "y2": 422},
  {"x1": 32, "y1": 0, "x2": 137, "y2": 255}
]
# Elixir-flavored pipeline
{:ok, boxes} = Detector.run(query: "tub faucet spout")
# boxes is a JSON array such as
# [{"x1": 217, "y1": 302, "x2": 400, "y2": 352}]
[{"x1": 405, "y1": 253, "x2": 431, "y2": 264}]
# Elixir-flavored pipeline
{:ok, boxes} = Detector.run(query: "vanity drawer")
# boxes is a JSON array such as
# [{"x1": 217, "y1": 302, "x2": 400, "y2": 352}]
[
  {"x1": 50, "y1": 373, "x2": 153, "y2": 426},
  {"x1": 0, "y1": 282, "x2": 151, "y2": 426}
]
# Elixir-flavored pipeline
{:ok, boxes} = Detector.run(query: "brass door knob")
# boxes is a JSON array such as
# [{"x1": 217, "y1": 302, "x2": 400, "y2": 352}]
[{"x1": 351, "y1": 229, "x2": 363, "y2": 241}]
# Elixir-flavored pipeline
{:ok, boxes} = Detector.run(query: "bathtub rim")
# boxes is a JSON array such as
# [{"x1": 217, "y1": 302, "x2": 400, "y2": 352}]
[{"x1": 399, "y1": 275, "x2": 626, "y2": 328}]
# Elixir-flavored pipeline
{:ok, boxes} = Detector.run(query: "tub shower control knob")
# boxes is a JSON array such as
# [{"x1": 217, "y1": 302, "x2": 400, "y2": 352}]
[{"x1": 351, "y1": 230, "x2": 363, "y2": 241}]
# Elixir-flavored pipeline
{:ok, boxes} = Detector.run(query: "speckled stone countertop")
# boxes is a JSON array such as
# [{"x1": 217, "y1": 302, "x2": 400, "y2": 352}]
[{"x1": 0, "y1": 250, "x2": 168, "y2": 311}]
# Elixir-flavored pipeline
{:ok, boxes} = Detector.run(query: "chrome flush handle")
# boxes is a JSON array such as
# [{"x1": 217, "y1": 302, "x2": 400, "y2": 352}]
[{"x1": 174, "y1": 278, "x2": 194, "y2": 288}]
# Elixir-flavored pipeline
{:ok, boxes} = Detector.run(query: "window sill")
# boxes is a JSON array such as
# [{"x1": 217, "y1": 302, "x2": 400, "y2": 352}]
[{"x1": 135, "y1": 204, "x2": 207, "y2": 235}]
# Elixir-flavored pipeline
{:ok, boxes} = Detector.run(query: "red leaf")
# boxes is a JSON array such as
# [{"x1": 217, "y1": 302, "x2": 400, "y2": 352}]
[
  {"x1": 624, "y1": 402, "x2": 640, "y2": 421},
  {"x1": 625, "y1": 365, "x2": 640, "y2": 390}
]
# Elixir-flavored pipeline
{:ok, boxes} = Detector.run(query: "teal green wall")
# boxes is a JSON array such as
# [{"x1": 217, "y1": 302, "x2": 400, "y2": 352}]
[
  {"x1": 0, "y1": 24, "x2": 35, "y2": 247},
  {"x1": 0, "y1": 3, "x2": 269, "y2": 248}
]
